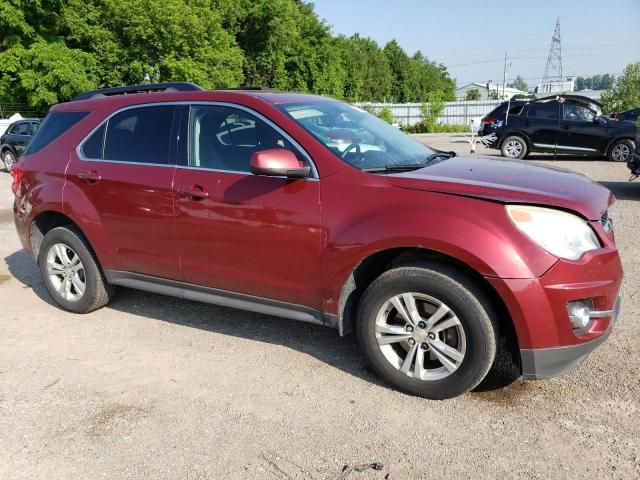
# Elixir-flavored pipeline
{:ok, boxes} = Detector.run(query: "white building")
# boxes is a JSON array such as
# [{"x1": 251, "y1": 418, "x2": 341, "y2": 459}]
[
  {"x1": 456, "y1": 81, "x2": 528, "y2": 101},
  {"x1": 534, "y1": 78, "x2": 575, "y2": 96}
]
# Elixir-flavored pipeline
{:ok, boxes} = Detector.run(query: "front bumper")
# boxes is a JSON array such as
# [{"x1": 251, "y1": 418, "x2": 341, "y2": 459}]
[
  {"x1": 520, "y1": 297, "x2": 621, "y2": 379},
  {"x1": 486, "y1": 247, "x2": 623, "y2": 379}
]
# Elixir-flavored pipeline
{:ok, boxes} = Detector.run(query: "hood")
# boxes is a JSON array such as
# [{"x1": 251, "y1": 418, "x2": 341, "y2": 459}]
[{"x1": 388, "y1": 155, "x2": 614, "y2": 220}]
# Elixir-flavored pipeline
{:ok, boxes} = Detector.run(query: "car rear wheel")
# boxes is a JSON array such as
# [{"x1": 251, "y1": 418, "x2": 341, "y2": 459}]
[
  {"x1": 2, "y1": 150, "x2": 16, "y2": 171},
  {"x1": 356, "y1": 264, "x2": 498, "y2": 399},
  {"x1": 38, "y1": 226, "x2": 115, "y2": 313},
  {"x1": 608, "y1": 139, "x2": 634, "y2": 162},
  {"x1": 500, "y1": 136, "x2": 528, "y2": 159}
]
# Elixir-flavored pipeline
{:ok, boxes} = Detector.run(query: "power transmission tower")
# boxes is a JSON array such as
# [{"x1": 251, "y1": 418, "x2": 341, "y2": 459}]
[{"x1": 542, "y1": 18, "x2": 563, "y2": 83}]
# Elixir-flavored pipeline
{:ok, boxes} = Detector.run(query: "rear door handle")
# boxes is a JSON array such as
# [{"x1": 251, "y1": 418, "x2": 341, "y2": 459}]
[
  {"x1": 178, "y1": 185, "x2": 209, "y2": 200},
  {"x1": 78, "y1": 171, "x2": 101, "y2": 184}
]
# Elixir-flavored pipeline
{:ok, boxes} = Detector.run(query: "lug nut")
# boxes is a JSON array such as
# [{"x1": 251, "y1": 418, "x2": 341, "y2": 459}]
[
  {"x1": 428, "y1": 333, "x2": 436, "y2": 340},
  {"x1": 406, "y1": 325, "x2": 414, "y2": 332},
  {"x1": 418, "y1": 321, "x2": 426, "y2": 329},
  {"x1": 408, "y1": 338, "x2": 416, "y2": 346},
  {"x1": 421, "y1": 343, "x2": 428, "y2": 350}
]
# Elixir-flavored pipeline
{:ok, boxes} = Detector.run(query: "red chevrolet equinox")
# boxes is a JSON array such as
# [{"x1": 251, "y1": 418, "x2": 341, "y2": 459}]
[{"x1": 11, "y1": 83, "x2": 623, "y2": 399}]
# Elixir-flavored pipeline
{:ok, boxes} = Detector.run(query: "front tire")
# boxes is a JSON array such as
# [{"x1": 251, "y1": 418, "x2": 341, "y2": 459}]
[
  {"x1": 38, "y1": 226, "x2": 115, "y2": 313},
  {"x1": 2, "y1": 150, "x2": 16, "y2": 171},
  {"x1": 356, "y1": 264, "x2": 498, "y2": 399},
  {"x1": 608, "y1": 139, "x2": 634, "y2": 162},
  {"x1": 500, "y1": 135, "x2": 528, "y2": 159}
]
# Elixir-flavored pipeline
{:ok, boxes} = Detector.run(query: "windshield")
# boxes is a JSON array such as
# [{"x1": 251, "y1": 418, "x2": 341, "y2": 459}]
[{"x1": 277, "y1": 101, "x2": 436, "y2": 170}]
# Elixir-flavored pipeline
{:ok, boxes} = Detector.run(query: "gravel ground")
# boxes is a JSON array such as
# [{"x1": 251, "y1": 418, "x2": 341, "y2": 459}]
[{"x1": 1, "y1": 138, "x2": 639, "y2": 479}]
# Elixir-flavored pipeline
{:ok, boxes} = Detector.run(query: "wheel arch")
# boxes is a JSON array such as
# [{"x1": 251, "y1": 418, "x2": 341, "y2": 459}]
[
  {"x1": 497, "y1": 131, "x2": 531, "y2": 149},
  {"x1": 337, "y1": 247, "x2": 520, "y2": 358},
  {"x1": 605, "y1": 136, "x2": 636, "y2": 156}
]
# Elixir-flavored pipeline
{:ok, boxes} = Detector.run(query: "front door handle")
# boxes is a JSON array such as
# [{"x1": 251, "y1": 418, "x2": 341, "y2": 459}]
[
  {"x1": 78, "y1": 171, "x2": 101, "y2": 184},
  {"x1": 178, "y1": 185, "x2": 209, "y2": 200}
]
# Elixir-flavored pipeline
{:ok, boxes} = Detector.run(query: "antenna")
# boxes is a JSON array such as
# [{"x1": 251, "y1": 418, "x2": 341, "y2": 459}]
[{"x1": 542, "y1": 18, "x2": 563, "y2": 83}]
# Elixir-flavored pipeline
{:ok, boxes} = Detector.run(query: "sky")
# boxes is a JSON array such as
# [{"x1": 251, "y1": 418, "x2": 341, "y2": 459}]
[{"x1": 312, "y1": 0, "x2": 640, "y2": 89}]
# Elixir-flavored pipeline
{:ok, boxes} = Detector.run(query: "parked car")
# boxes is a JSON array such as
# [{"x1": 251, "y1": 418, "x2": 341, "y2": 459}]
[
  {"x1": 0, "y1": 118, "x2": 41, "y2": 171},
  {"x1": 11, "y1": 83, "x2": 623, "y2": 399},
  {"x1": 610, "y1": 107, "x2": 640, "y2": 123},
  {"x1": 628, "y1": 116, "x2": 640, "y2": 178},
  {"x1": 480, "y1": 95, "x2": 636, "y2": 162}
]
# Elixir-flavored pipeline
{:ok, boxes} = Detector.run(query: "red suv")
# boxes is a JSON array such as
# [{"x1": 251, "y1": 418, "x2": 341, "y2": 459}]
[{"x1": 11, "y1": 83, "x2": 623, "y2": 399}]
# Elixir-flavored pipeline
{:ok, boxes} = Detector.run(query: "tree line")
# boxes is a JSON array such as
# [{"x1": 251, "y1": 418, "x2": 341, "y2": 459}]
[{"x1": 0, "y1": 0, "x2": 456, "y2": 110}]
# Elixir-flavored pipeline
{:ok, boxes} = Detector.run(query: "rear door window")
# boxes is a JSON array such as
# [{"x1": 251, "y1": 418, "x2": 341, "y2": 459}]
[
  {"x1": 13, "y1": 123, "x2": 30, "y2": 135},
  {"x1": 24, "y1": 111, "x2": 89, "y2": 155},
  {"x1": 103, "y1": 106, "x2": 175, "y2": 164},
  {"x1": 527, "y1": 103, "x2": 560, "y2": 120}
]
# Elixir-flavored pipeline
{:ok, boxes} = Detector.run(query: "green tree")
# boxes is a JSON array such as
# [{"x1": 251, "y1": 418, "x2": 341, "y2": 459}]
[
  {"x1": 465, "y1": 88, "x2": 481, "y2": 101},
  {"x1": 600, "y1": 62, "x2": 640, "y2": 113},
  {"x1": 509, "y1": 75, "x2": 528, "y2": 92}
]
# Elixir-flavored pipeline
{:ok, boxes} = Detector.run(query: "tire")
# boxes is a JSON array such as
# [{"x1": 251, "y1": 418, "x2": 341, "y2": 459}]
[
  {"x1": 38, "y1": 226, "x2": 115, "y2": 313},
  {"x1": 2, "y1": 150, "x2": 16, "y2": 171},
  {"x1": 356, "y1": 264, "x2": 498, "y2": 399},
  {"x1": 607, "y1": 139, "x2": 634, "y2": 162},
  {"x1": 500, "y1": 135, "x2": 528, "y2": 159}
]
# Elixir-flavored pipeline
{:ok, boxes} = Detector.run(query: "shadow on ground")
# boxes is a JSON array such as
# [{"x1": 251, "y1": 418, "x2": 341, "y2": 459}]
[{"x1": 4, "y1": 248, "x2": 521, "y2": 396}]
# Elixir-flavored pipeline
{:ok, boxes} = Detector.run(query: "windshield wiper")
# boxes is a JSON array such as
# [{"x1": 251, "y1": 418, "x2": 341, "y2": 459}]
[
  {"x1": 362, "y1": 164, "x2": 427, "y2": 173},
  {"x1": 424, "y1": 151, "x2": 456, "y2": 163}
]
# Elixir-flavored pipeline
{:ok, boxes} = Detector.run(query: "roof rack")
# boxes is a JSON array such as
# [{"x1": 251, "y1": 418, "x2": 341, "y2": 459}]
[{"x1": 72, "y1": 82, "x2": 204, "y2": 101}]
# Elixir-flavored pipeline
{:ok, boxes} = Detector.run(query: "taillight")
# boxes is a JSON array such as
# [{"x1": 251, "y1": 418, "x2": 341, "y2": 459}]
[
  {"x1": 482, "y1": 116, "x2": 498, "y2": 124},
  {"x1": 10, "y1": 164, "x2": 24, "y2": 194}
]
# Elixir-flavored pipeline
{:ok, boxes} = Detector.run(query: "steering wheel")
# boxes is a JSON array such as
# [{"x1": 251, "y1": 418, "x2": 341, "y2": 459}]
[{"x1": 341, "y1": 143, "x2": 361, "y2": 159}]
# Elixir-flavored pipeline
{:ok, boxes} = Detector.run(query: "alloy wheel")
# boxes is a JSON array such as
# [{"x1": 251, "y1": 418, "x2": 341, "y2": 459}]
[
  {"x1": 611, "y1": 144, "x2": 630, "y2": 162},
  {"x1": 375, "y1": 292, "x2": 466, "y2": 381},
  {"x1": 2, "y1": 151, "x2": 16, "y2": 170},
  {"x1": 46, "y1": 243, "x2": 86, "y2": 302},
  {"x1": 504, "y1": 140, "x2": 523, "y2": 158}
]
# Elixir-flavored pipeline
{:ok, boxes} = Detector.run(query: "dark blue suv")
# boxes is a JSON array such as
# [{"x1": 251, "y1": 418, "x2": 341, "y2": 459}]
[
  {"x1": 480, "y1": 96, "x2": 636, "y2": 162},
  {"x1": 1, "y1": 118, "x2": 41, "y2": 171}
]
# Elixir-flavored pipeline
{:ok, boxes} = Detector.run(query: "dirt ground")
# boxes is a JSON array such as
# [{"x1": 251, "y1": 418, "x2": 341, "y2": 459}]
[{"x1": 1, "y1": 136, "x2": 639, "y2": 479}]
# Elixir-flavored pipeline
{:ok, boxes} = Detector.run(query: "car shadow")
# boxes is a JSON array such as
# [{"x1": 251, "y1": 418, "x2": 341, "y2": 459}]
[
  {"x1": 4, "y1": 248, "x2": 520, "y2": 395},
  {"x1": 599, "y1": 181, "x2": 640, "y2": 201}
]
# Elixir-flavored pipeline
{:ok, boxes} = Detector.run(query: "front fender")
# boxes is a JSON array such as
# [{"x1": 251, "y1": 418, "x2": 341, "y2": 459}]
[{"x1": 320, "y1": 180, "x2": 558, "y2": 316}]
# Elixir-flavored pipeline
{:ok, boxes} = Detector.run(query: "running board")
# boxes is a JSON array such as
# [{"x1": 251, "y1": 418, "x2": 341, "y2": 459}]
[{"x1": 105, "y1": 271, "x2": 337, "y2": 328}]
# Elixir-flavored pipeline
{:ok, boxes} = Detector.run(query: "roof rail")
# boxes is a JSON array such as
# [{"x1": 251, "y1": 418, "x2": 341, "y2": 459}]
[
  {"x1": 72, "y1": 82, "x2": 204, "y2": 101},
  {"x1": 217, "y1": 86, "x2": 274, "y2": 91}
]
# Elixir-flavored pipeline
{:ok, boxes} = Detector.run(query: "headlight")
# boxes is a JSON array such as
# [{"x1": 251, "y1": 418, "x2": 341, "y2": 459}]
[{"x1": 506, "y1": 205, "x2": 600, "y2": 260}]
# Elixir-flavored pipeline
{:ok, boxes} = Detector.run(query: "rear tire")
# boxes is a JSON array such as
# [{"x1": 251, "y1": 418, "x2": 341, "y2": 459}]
[
  {"x1": 607, "y1": 139, "x2": 634, "y2": 162},
  {"x1": 38, "y1": 226, "x2": 115, "y2": 313},
  {"x1": 356, "y1": 264, "x2": 498, "y2": 399},
  {"x1": 500, "y1": 135, "x2": 528, "y2": 159}
]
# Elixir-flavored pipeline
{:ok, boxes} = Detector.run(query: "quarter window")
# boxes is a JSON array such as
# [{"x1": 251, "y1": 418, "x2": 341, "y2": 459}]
[
  {"x1": 103, "y1": 106, "x2": 175, "y2": 164},
  {"x1": 81, "y1": 124, "x2": 106, "y2": 159},
  {"x1": 188, "y1": 105, "x2": 305, "y2": 172}
]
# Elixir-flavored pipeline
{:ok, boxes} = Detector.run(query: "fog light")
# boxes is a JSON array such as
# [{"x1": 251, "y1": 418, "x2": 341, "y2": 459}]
[{"x1": 567, "y1": 300, "x2": 593, "y2": 333}]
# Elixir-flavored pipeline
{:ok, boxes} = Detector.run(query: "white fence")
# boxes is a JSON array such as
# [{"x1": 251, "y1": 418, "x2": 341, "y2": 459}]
[{"x1": 358, "y1": 100, "x2": 502, "y2": 126}]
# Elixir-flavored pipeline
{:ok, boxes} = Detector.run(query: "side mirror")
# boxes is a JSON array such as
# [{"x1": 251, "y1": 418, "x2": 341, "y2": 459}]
[{"x1": 250, "y1": 149, "x2": 310, "y2": 179}]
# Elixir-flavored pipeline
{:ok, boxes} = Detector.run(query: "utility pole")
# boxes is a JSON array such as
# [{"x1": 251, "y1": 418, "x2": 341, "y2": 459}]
[{"x1": 502, "y1": 51, "x2": 508, "y2": 99}]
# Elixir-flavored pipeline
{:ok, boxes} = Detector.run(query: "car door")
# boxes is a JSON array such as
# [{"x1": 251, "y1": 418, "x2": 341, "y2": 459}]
[
  {"x1": 524, "y1": 102, "x2": 560, "y2": 150},
  {"x1": 65, "y1": 104, "x2": 182, "y2": 280},
  {"x1": 557, "y1": 101, "x2": 607, "y2": 154},
  {"x1": 173, "y1": 103, "x2": 323, "y2": 309}
]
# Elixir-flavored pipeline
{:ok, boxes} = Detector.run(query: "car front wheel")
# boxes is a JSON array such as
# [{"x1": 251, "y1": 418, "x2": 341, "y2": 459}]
[
  {"x1": 608, "y1": 139, "x2": 634, "y2": 162},
  {"x1": 2, "y1": 150, "x2": 16, "y2": 171},
  {"x1": 356, "y1": 264, "x2": 498, "y2": 399}
]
